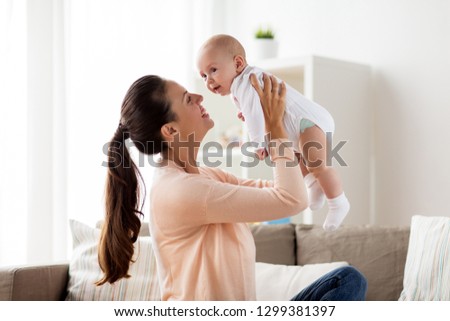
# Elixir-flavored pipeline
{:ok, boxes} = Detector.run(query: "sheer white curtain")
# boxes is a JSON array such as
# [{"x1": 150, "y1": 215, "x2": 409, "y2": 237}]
[
  {"x1": 0, "y1": 0, "x2": 203, "y2": 266},
  {"x1": 0, "y1": 0, "x2": 27, "y2": 266},
  {"x1": 65, "y1": 0, "x2": 194, "y2": 228}
]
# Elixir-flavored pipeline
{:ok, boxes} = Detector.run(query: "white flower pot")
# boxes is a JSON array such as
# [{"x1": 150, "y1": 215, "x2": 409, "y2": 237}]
[{"x1": 252, "y1": 39, "x2": 278, "y2": 60}]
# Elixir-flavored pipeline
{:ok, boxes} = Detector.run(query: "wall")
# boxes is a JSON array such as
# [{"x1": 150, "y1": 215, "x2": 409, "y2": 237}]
[{"x1": 214, "y1": 0, "x2": 450, "y2": 226}]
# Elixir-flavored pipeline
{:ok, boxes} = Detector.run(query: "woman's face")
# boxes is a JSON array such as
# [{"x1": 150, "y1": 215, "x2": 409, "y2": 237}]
[{"x1": 165, "y1": 80, "x2": 214, "y2": 143}]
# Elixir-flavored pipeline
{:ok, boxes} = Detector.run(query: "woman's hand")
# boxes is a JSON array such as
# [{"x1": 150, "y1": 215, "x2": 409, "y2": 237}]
[{"x1": 250, "y1": 73, "x2": 287, "y2": 139}]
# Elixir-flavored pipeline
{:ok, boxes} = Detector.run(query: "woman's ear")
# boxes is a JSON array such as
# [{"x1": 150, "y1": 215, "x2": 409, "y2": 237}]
[
  {"x1": 160, "y1": 123, "x2": 178, "y2": 141},
  {"x1": 234, "y1": 55, "x2": 246, "y2": 73}
]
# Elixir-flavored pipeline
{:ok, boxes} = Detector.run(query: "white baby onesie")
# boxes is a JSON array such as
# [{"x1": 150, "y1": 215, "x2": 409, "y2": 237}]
[{"x1": 230, "y1": 65, "x2": 335, "y2": 152}]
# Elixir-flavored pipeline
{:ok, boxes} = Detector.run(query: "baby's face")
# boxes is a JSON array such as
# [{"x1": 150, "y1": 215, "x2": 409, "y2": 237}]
[{"x1": 196, "y1": 47, "x2": 239, "y2": 96}]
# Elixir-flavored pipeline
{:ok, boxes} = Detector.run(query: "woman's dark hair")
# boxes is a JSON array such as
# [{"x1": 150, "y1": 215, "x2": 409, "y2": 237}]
[{"x1": 97, "y1": 75, "x2": 176, "y2": 285}]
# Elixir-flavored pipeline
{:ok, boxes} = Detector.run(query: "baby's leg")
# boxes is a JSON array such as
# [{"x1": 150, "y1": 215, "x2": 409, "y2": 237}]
[
  {"x1": 299, "y1": 124, "x2": 349, "y2": 231},
  {"x1": 298, "y1": 152, "x2": 325, "y2": 211}
]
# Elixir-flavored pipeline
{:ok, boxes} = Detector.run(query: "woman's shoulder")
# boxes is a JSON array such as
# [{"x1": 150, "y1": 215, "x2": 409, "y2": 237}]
[
  {"x1": 151, "y1": 164, "x2": 236, "y2": 197},
  {"x1": 150, "y1": 167, "x2": 212, "y2": 210},
  {"x1": 152, "y1": 165, "x2": 224, "y2": 194}
]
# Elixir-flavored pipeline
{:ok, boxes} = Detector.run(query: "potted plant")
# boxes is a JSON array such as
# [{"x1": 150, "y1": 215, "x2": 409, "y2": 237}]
[
  {"x1": 252, "y1": 27, "x2": 278, "y2": 60},
  {"x1": 255, "y1": 27, "x2": 275, "y2": 40}
]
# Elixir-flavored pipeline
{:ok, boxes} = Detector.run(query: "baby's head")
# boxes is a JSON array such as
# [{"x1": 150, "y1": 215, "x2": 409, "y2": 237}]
[{"x1": 196, "y1": 34, "x2": 247, "y2": 96}]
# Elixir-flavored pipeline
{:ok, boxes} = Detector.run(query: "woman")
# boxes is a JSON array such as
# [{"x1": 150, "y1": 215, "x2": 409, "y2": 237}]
[{"x1": 97, "y1": 73, "x2": 367, "y2": 301}]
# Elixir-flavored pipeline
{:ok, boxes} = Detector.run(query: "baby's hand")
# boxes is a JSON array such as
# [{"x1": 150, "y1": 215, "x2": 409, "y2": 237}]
[
  {"x1": 237, "y1": 111, "x2": 245, "y2": 122},
  {"x1": 255, "y1": 147, "x2": 268, "y2": 160}
]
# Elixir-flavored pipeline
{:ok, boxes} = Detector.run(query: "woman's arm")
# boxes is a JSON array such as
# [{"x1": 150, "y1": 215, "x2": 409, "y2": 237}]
[
  {"x1": 156, "y1": 75, "x2": 307, "y2": 226},
  {"x1": 202, "y1": 166, "x2": 274, "y2": 188},
  {"x1": 227, "y1": 173, "x2": 274, "y2": 188},
  {"x1": 202, "y1": 139, "x2": 306, "y2": 223}
]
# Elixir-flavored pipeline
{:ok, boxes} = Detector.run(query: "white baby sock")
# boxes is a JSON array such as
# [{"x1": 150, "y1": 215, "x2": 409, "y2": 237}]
[
  {"x1": 304, "y1": 173, "x2": 325, "y2": 211},
  {"x1": 323, "y1": 192, "x2": 350, "y2": 231}
]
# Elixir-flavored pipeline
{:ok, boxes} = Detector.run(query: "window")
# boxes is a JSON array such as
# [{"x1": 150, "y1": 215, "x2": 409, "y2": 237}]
[{"x1": 0, "y1": 0, "x2": 201, "y2": 266}]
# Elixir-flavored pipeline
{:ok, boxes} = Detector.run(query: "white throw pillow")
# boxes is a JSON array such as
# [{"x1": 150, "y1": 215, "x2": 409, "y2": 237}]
[
  {"x1": 255, "y1": 261, "x2": 349, "y2": 301},
  {"x1": 66, "y1": 219, "x2": 160, "y2": 301},
  {"x1": 399, "y1": 215, "x2": 450, "y2": 301}
]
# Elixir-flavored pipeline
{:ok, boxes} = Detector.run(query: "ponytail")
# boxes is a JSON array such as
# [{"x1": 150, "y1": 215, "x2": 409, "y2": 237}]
[
  {"x1": 96, "y1": 75, "x2": 175, "y2": 285},
  {"x1": 97, "y1": 125, "x2": 144, "y2": 285}
]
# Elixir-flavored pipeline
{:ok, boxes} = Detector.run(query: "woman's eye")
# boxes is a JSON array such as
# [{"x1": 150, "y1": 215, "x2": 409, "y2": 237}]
[
  {"x1": 187, "y1": 96, "x2": 192, "y2": 103},
  {"x1": 211, "y1": 68, "x2": 217, "y2": 73}
]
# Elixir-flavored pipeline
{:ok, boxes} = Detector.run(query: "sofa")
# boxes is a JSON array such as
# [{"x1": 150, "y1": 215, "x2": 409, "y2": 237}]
[{"x1": 0, "y1": 223, "x2": 411, "y2": 301}]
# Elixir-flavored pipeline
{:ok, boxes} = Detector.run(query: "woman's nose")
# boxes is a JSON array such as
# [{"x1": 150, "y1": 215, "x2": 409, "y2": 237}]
[{"x1": 196, "y1": 94, "x2": 203, "y2": 104}]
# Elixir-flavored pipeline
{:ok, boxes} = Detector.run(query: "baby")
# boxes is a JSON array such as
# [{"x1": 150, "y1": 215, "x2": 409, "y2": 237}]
[{"x1": 196, "y1": 34, "x2": 349, "y2": 231}]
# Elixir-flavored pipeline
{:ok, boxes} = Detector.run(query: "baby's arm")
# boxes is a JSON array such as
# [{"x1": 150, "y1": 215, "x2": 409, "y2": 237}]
[{"x1": 240, "y1": 77, "x2": 269, "y2": 159}]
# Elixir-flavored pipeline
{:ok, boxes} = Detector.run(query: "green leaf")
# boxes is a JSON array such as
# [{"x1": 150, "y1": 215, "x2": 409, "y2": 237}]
[{"x1": 255, "y1": 27, "x2": 275, "y2": 39}]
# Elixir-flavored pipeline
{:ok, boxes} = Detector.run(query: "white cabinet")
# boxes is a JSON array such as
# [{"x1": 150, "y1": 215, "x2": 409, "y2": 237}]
[{"x1": 194, "y1": 55, "x2": 372, "y2": 225}]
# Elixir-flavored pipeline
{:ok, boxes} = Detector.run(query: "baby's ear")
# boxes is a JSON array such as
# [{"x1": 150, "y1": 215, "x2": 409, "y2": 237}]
[{"x1": 234, "y1": 55, "x2": 246, "y2": 72}]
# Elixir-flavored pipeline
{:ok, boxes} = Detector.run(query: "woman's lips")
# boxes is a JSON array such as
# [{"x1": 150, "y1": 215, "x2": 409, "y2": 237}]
[{"x1": 200, "y1": 106, "x2": 209, "y2": 118}]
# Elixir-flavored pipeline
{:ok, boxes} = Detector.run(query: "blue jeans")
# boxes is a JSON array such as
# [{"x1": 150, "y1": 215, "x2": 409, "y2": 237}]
[{"x1": 290, "y1": 266, "x2": 367, "y2": 301}]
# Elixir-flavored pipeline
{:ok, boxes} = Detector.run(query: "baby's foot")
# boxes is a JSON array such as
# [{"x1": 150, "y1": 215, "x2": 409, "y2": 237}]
[{"x1": 323, "y1": 192, "x2": 350, "y2": 231}]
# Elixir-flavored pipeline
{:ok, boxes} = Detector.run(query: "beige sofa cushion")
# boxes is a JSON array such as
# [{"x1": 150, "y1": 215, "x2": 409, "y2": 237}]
[
  {"x1": 295, "y1": 224, "x2": 410, "y2": 301},
  {"x1": 0, "y1": 263, "x2": 68, "y2": 300},
  {"x1": 250, "y1": 223, "x2": 296, "y2": 265}
]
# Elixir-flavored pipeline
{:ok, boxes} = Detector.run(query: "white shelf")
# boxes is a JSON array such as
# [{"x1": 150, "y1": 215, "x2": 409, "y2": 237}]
[{"x1": 251, "y1": 56, "x2": 307, "y2": 75}]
